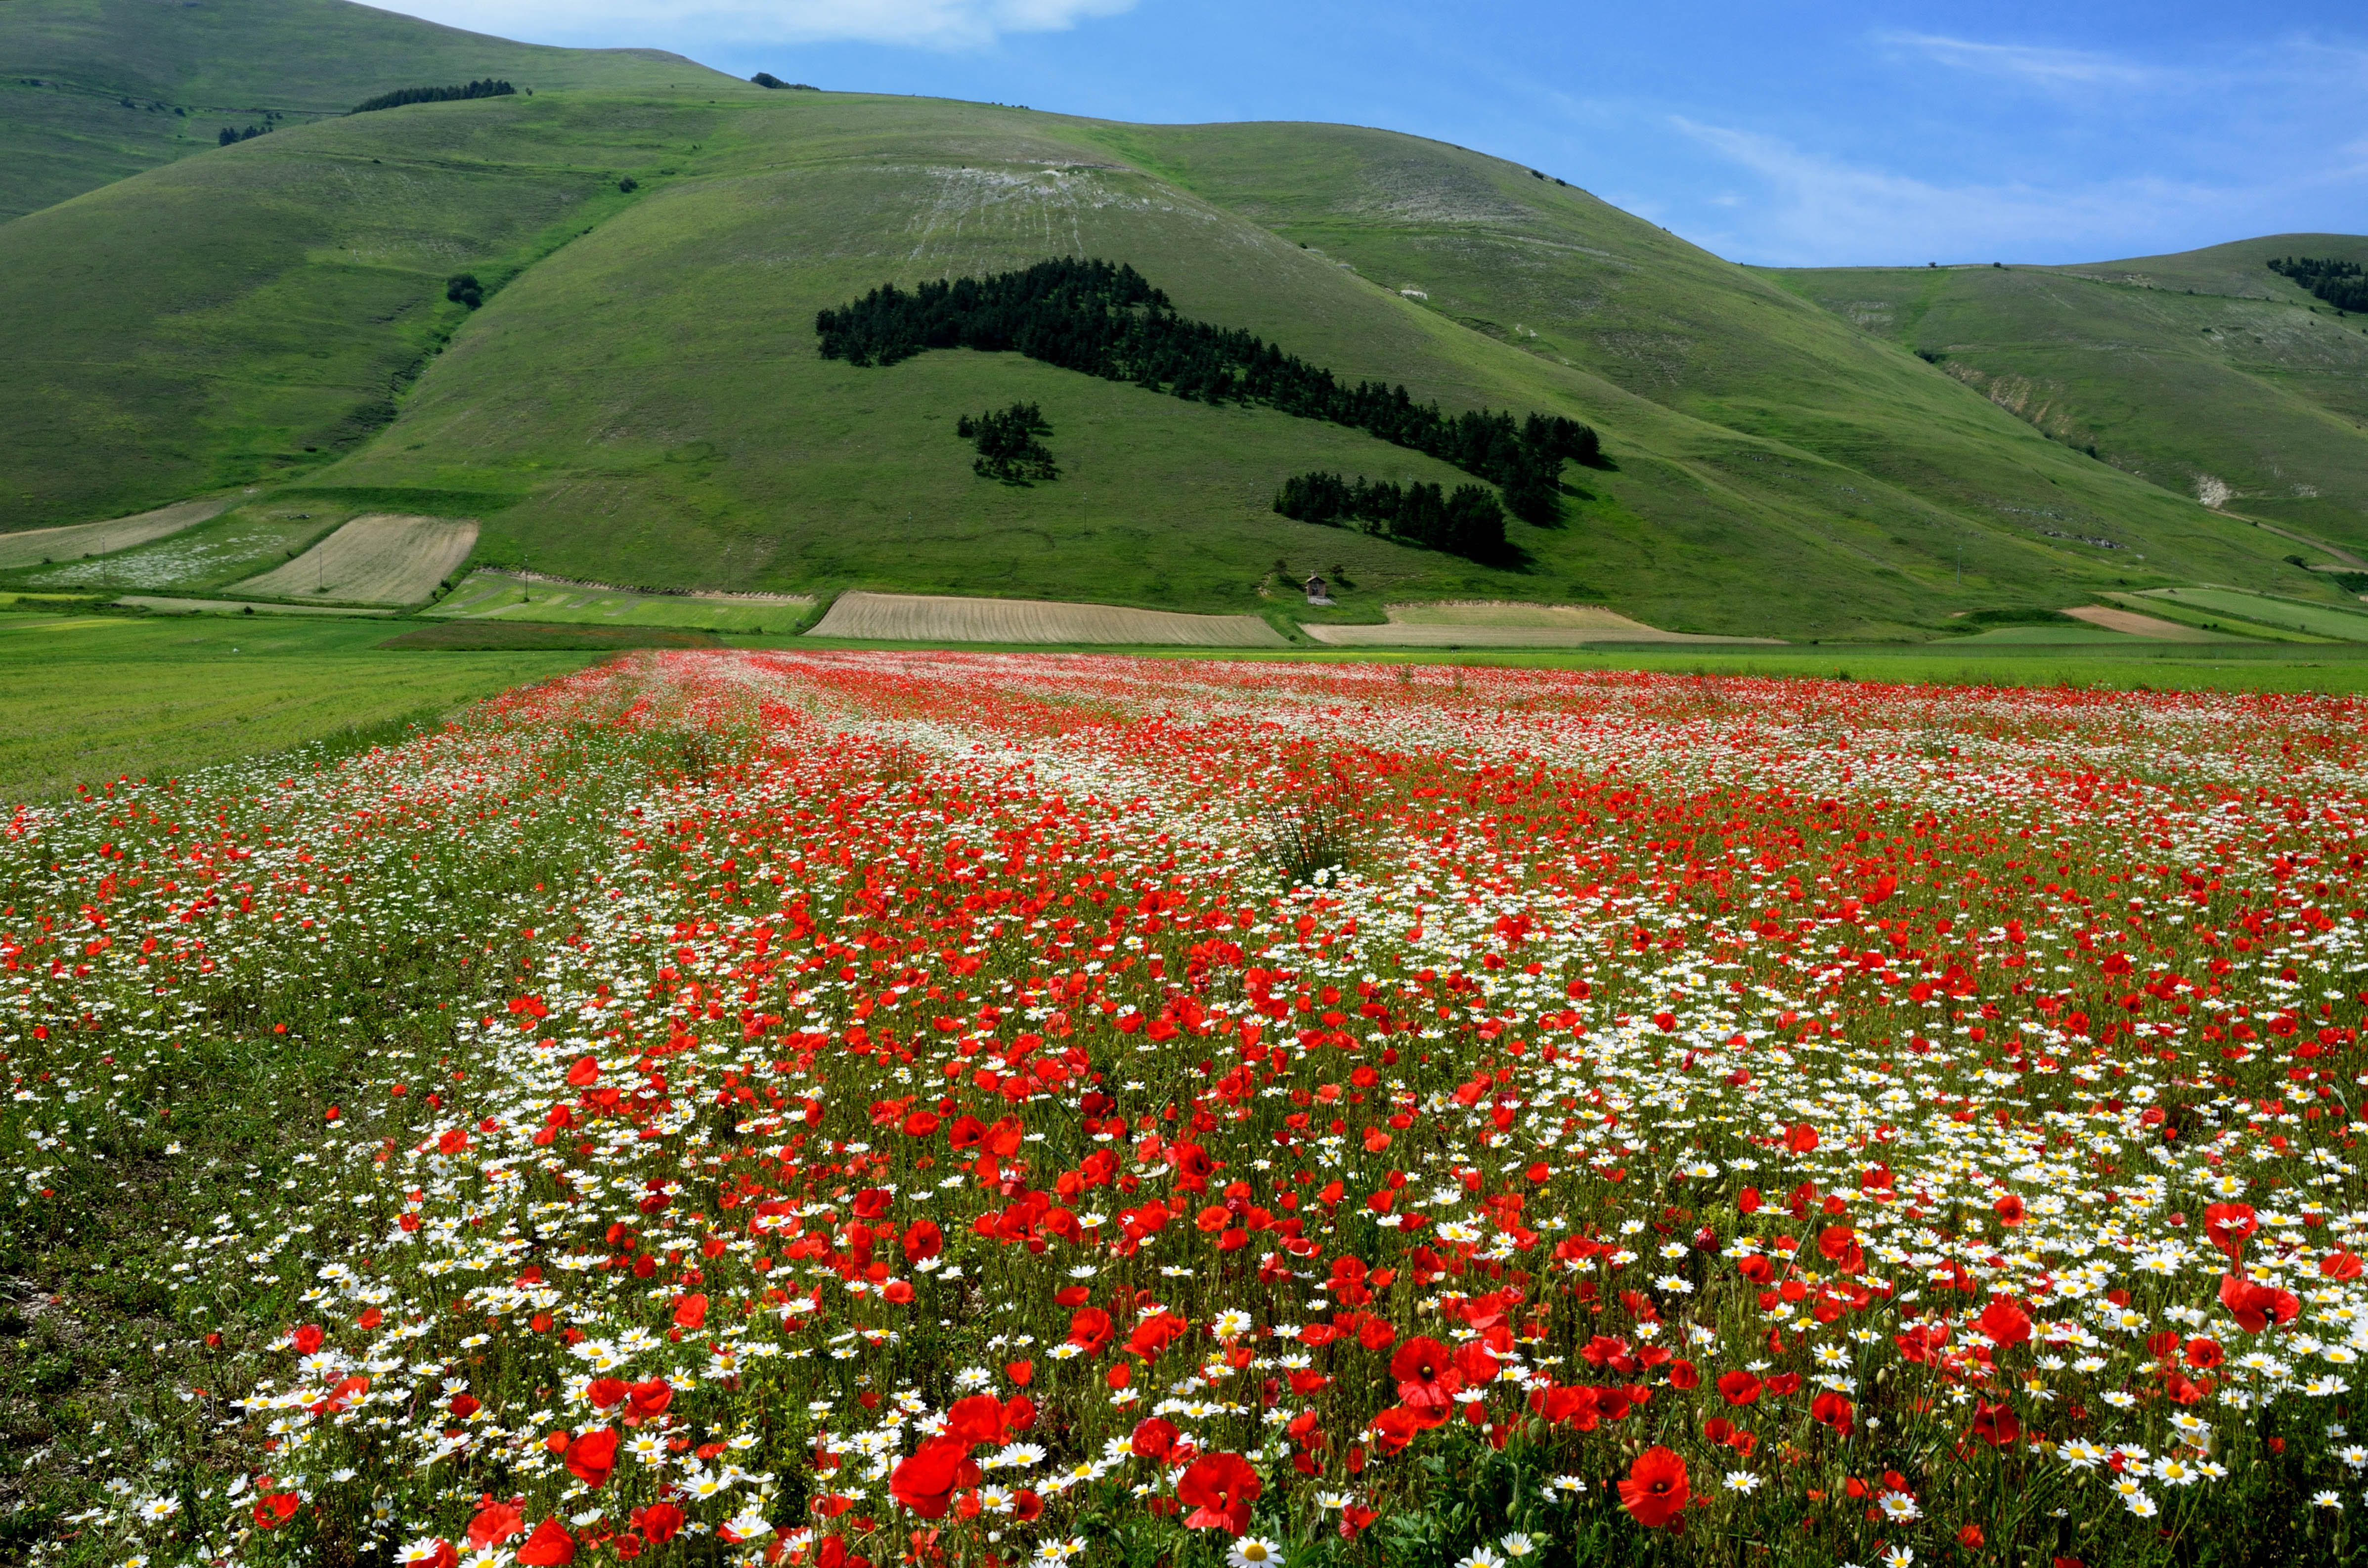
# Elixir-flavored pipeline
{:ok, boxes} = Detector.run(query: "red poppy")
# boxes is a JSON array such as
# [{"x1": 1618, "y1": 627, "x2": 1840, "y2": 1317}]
[
  {"x1": 1978, "y1": 1296, "x2": 2031, "y2": 1349},
  {"x1": 252, "y1": 1492, "x2": 301, "y2": 1530},
  {"x1": 889, "y1": 1436, "x2": 977, "y2": 1518},
  {"x1": 1177, "y1": 1451, "x2": 1261, "y2": 1534},
  {"x1": 1127, "y1": 1310, "x2": 1190, "y2": 1360},
  {"x1": 585, "y1": 1377, "x2": 628, "y2": 1409},
  {"x1": 670, "y1": 1293, "x2": 708, "y2": 1331},
  {"x1": 1130, "y1": 1417, "x2": 1181, "y2": 1461},
  {"x1": 515, "y1": 1518, "x2": 576, "y2": 1567},
  {"x1": 1716, "y1": 1370, "x2": 1762, "y2": 1406},
  {"x1": 625, "y1": 1378, "x2": 672, "y2": 1419},
  {"x1": 1067, "y1": 1307, "x2": 1115, "y2": 1354},
  {"x1": 631, "y1": 1504, "x2": 683, "y2": 1544},
  {"x1": 2184, "y1": 1336, "x2": 2224, "y2": 1370},
  {"x1": 1785, "y1": 1123, "x2": 1819, "y2": 1154},
  {"x1": 1618, "y1": 1446, "x2": 1689, "y2": 1530},
  {"x1": 2203, "y1": 1202, "x2": 2257, "y2": 1264},
  {"x1": 291, "y1": 1324, "x2": 325, "y2": 1355},
  {"x1": 901, "y1": 1220, "x2": 943, "y2": 1263},
  {"x1": 1667, "y1": 1358, "x2": 1700, "y2": 1390},
  {"x1": 2324, "y1": 1250, "x2": 2365, "y2": 1281},
  {"x1": 1994, "y1": 1194, "x2": 2026, "y2": 1226},
  {"x1": 1970, "y1": 1399, "x2": 2020, "y2": 1448},
  {"x1": 1810, "y1": 1391, "x2": 1854, "y2": 1435},
  {"x1": 943, "y1": 1394, "x2": 1009, "y2": 1446},
  {"x1": 1390, "y1": 1337, "x2": 1463, "y2": 1409},
  {"x1": 467, "y1": 1498, "x2": 525, "y2": 1547},
  {"x1": 563, "y1": 1427, "x2": 618, "y2": 1488},
  {"x1": 2219, "y1": 1272, "x2": 2300, "y2": 1333},
  {"x1": 566, "y1": 1055, "x2": 601, "y2": 1087}
]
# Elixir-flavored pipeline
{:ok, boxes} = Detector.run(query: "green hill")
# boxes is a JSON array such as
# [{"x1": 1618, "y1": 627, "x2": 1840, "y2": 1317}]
[
  {"x1": 1768, "y1": 237, "x2": 2368, "y2": 568},
  {"x1": 0, "y1": 0, "x2": 730, "y2": 220},
  {"x1": 0, "y1": 0, "x2": 2345, "y2": 639}
]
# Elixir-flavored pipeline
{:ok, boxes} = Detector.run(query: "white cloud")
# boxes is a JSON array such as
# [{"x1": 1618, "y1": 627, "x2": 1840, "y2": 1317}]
[
  {"x1": 395, "y1": 0, "x2": 1136, "y2": 50},
  {"x1": 1882, "y1": 33, "x2": 2157, "y2": 88},
  {"x1": 1670, "y1": 118, "x2": 2222, "y2": 266}
]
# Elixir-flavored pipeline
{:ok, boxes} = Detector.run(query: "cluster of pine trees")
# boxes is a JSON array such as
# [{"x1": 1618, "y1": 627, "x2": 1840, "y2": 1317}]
[
  {"x1": 2269, "y1": 256, "x2": 2367, "y2": 313},
  {"x1": 216, "y1": 122, "x2": 271, "y2": 145},
  {"x1": 958, "y1": 403, "x2": 1058, "y2": 484},
  {"x1": 1273, "y1": 472, "x2": 1506, "y2": 561},
  {"x1": 815, "y1": 259, "x2": 1598, "y2": 523},
  {"x1": 351, "y1": 79, "x2": 516, "y2": 116}
]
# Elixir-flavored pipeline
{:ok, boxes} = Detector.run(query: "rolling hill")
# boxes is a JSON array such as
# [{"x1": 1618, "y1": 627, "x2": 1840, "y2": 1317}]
[
  {"x1": 1769, "y1": 238, "x2": 2368, "y2": 567},
  {"x1": 0, "y1": 0, "x2": 729, "y2": 220},
  {"x1": 0, "y1": 0, "x2": 2355, "y2": 640}
]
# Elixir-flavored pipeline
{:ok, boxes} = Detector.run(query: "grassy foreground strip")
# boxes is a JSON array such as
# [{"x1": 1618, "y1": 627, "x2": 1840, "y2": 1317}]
[
  {"x1": 0, "y1": 615, "x2": 596, "y2": 803},
  {"x1": 5, "y1": 650, "x2": 2368, "y2": 1568}
]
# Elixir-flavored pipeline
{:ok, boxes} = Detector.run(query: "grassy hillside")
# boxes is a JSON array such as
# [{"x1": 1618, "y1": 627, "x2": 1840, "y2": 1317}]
[
  {"x1": 1089, "y1": 126, "x2": 2319, "y2": 597},
  {"x1": 0, "y1": 46, "x2": 2325, "y2": 637},
  {"x1": 1768, "y1": 235, "x2": 2368, "y2": 565},
  {"x1": 298, "y1": 94, "x2": 2317, "y2": 634},
  {"x1": 0, "y1": 0, "x2": 733, "y2": 220}
]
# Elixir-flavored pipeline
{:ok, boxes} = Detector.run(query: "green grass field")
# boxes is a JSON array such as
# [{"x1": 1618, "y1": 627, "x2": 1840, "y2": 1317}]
[
  {"x1": 0, "y1": 612, "x2": 594, "y2": 802},
  {"x1": 1767, "y1": 240, "x2": 2368, "y2": 560}
]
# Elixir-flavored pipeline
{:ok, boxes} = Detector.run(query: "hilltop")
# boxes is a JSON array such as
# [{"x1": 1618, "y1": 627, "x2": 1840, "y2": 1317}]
[
  {"x1": 0, "y1": 0, "x2": 725, "y2": 219},
  {"x1": 0, "y1": 0, "x2": 2356, "y2": 640}
]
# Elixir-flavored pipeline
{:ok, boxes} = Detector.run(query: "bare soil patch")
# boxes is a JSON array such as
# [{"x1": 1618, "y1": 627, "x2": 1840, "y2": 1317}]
[
  {"x1": 2062, "y1": 605, "x2": 2227, "y2": 642},
  {"x1": 231, "y1": 515, "x2": 478, "y2": 606},
  {"x1": 1307, "y1": 602, "x2": 1781, "y2": 646},
  {"x1": 809, "y1": 591, "x2": 1285, "y2": 646}
]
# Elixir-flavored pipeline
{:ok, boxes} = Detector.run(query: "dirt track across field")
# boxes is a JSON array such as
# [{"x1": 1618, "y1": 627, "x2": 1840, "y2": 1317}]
[
  {"x1": 0, "y1": 496, "x2": 237, "y2": 569},
  {"x1": 232, "y1": 515, "x2": 479, "y2": 606},
  {"x1": 808, "y1": 591, "x2": 1286, "y2": 646},
  {"x1": 2062, "y1": 605, "x2": 2224, "y2": 642},
  {"x1": 1306, "y1": 602, "x2": 1782, "y2": 646}
]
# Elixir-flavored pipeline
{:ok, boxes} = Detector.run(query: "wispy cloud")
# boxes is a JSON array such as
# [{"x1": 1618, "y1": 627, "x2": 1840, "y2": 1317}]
[
  {"x1": 1671, "y1": 118, "x2": 2226, "y2": 265},
  {"x1": 1881, "y1": 33, "x2": 2157, "y2": 88},
  {"x1": 403, "y1": 0, "x2": 1137, "y2": 50}
]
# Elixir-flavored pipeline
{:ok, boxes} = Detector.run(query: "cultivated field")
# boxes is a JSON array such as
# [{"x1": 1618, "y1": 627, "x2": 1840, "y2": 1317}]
[
  {"x1": 2062, "y1": 604, "x2": 2226, "y2": 641},
  {"x1": 7, "y1": 650, "x2": 2367, "y2": 1568},
  {"x1": 229, "y1": 513, "x2": 478, "y2": 605},
  {"x1": 1306, "y1": 602, "x2": 1782, "y2": 646},
  {"x1": 2136, "y1": 587, "x2": 2368, "y2": 643},
  {"x1": 427, "y1": 570, "x2": 814, "y2": 633},
  {"x1": 808, "y1": 589, "x2": 1287, "y2": 645},
  {"x1": 0, "y1": 495, "x2": 234, "y2": 569}
]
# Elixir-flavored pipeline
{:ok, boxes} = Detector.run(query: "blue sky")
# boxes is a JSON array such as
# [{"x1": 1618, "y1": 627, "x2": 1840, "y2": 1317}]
[{"x1": 393, "y1": 0, "x2": 2368, "y2": 267}]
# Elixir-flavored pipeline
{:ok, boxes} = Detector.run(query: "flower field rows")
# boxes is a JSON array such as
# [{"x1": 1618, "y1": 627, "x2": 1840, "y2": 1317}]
[{"x1": 5, "y1": 651, "x2": 2368, "y2": 1568}]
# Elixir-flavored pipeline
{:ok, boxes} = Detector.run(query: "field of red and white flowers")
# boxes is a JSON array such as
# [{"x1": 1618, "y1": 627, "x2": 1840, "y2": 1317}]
[{"x1": 5, "y1": 650, "x2": 2368, "y2": 1568}]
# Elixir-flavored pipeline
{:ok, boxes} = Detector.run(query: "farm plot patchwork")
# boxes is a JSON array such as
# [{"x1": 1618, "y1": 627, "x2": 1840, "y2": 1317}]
[
  {"x1": 230, "y1": 514, "x2": 479, "y2": 606},
  {"x1": 0, "y1": 495, "x2": 237, "y2": 571},
  {"x1": 7, "y1": 653, "x2": 2368, "y2": 1568}
]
